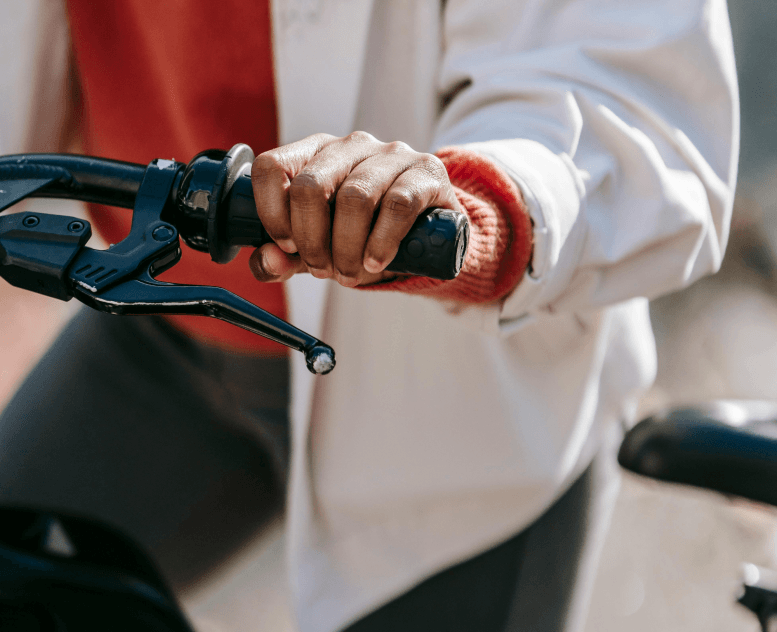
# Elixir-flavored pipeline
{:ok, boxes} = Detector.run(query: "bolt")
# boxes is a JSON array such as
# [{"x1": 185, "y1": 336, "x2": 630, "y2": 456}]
[
  {"x1": 152, "y1": 225, "x2": 175, "y2": 242},
  {"x1": 68, "y1": 221, "x2": 85, "y2": 232},
  {"x1": 23, "y1": 215, "x2": 39, "y2": 227}
]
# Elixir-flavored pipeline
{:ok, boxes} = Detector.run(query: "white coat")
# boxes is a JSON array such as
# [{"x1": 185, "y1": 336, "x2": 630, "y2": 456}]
[{"x1": 14, "y1": 1, "x2": 738, "y2": 630}]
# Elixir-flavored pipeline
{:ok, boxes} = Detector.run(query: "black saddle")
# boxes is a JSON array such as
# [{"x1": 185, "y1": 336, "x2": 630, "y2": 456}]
[
  {"x1": 0, "y1": 506, "x2": 195, "y2": 632},
  {"x1": 618, "y1": 401, "x2": 777, "y2": 506}
]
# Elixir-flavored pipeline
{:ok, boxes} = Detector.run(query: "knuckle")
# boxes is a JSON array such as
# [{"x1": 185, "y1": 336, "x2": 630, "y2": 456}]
[
  {"x1": 297, "y1": 230, "x2": 326, "y2": 255},
  {"x1": 334, "y1": 254, "x2": 361, "y2": 277},
  {"x1": 301, "y1": 252, "x2": 330, "y2": 272},
  {"x1": 296, "y1": 230, "x2": 330, "y2": 262},
  {"x1": 337, "y1": 181, "x2": 378, "y2": 213},
  {"x1": 346, "y1": 130, "x2": 376, "y2": 144},
  {"x1": 418, "y1": 154, "x2": 447, "y2": 180},
  {"x1": 309, "y1": 132, "x2": 336, "y2": 145},
  {"x1": 251, "y1": 153, "x2": 284, "y2": 181},
  {"x1": 296, "y1": 231, "x2": 331, "y2": 268},
  {"x1": 386, "y1": 140, "x2": 411, "y2": 155},
  {"x1": 300, "y1": 242, "x2": 327, "y2": 261},
  {"x1": 382, "y1": 188, "x2": 418, "y2": 221},
  {"x1": 289, "y1": 171, "x2": 328, "y2": 201},
  {"x1": 333, "y1": 240, "x2": 365, "y2": 276}
]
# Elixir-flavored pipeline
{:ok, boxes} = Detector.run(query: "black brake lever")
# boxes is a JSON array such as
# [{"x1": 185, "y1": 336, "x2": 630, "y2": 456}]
[
  {"x1": 0, "y1": 144, "x2": 470, "y2": 374},
  {"x1": 73, "y1": 271, "x2": 335, "y2": 375},
  {"x1": 0, "y1": 155, "x2": 336, "y2": 374}
]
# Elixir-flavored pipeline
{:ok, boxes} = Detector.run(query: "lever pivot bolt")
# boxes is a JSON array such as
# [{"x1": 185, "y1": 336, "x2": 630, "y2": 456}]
[
  {"x1": 68, "y1": 221, "x2": 85, "y2": 233},
  {"x1": 152, "y1": 225, "x2": 175, "y2": 242},
  {"x1": 23, "y1": 215, "x2": 39, "y2": 227}
]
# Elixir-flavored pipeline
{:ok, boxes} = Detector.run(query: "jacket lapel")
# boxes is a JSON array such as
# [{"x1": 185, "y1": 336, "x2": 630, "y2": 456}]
[{"x1": 270, "y1": 0, "x2": 376, "y2": 144}]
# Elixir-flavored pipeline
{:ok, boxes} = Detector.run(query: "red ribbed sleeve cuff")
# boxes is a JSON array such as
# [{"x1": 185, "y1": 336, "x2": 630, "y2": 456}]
[{"x1": 360, "y1": 146, "x2": 533, "y2": 304}]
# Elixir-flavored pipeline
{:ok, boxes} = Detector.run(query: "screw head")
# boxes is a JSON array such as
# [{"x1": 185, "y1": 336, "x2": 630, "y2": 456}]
[
  {"x1": 68, "y1": 221, "x2": 85, "y2": 233},
  {"x1": 152, "y1": 225, "x2": 176, "y2": 242},
  {"x1": 23, "y1": 215, "x2": 39, "y2": 227},
  {"x1": 406, "y1": 238, "x2": 424, "y2": 258}
]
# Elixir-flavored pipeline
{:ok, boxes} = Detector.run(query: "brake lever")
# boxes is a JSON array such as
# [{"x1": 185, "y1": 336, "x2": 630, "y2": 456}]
[
  {"x1": 0, "y1": 156, "x2": 336, "y2": 374},
  {"x1": 73, "y1": 271, "x2": 335, "y2": 375}
]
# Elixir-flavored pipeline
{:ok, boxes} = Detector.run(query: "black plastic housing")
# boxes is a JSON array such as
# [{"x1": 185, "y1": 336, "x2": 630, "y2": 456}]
[{"x1": 0, "y1": 212, "x2": 91, "y2": 300}]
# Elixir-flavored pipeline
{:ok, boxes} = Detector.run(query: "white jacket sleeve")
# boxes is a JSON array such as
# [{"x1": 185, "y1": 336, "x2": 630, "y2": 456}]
[{"x1": 431, "y1": 0, "x2": 739, "y2": 329}]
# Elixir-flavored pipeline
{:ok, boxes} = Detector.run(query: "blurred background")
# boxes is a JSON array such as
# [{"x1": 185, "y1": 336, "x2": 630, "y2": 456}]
[{"x1": 2, "y1": 2, "x2": 777, "y2": 631}]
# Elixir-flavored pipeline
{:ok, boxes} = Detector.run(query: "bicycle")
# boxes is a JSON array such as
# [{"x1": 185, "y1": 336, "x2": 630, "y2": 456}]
[
  {"x1": 4, "y1": 145, "x2": 771, "y2": 632},
  {"x1": 0, "y1": 144, "x2": 468, "y2": 631},
  {"x1": 620, "y1": 401, "x2": 777, "y2": 632}
]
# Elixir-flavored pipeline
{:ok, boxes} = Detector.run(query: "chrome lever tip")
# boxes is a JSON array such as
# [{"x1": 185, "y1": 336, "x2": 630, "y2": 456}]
[{"x1": 305, "y1": 345, "x2": 336, "y2": 375}]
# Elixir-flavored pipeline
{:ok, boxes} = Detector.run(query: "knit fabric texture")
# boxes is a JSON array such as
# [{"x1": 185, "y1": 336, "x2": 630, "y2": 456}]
[{"x1": 361, "y1": 146, "x2": 533, "y2": 303}]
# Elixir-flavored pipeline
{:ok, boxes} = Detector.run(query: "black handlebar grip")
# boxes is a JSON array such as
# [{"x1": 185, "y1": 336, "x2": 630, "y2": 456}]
[
  {"x1": 223, "y1": 171, "x2": 469, "y2": 281},
  {"x1": 383, "y1": 208, "x2": 469, "y2": 280},
  {"x1": 222, "y1": 171, "x2": 272, "y2": 248}
]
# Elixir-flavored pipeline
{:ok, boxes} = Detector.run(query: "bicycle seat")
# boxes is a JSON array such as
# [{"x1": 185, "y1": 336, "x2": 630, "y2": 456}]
[
  {"x1": 618, "y1": 401, "x2": 777, "y2": 507},
  {"x1": 0, "y1": 506, "x2": 195, "y2": 631}
]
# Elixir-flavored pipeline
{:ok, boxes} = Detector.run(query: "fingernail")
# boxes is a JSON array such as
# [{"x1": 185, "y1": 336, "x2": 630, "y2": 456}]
[
  {"x1": 250, "y1": 250, "x2": 276, "y2": 281},
  {"x1": 335, "y1": 272, "x2": 359, "y2": 287},
  {"x1": 260, "y1": 251, "x2": 276, "y2": 276},
  {"x1": 278, "y1": 239, "x2": 297, "y2": 254},
  {"x1": 363, "y1": 257, "x2": 385, "y2": 274},
  {"x1": 309, "y1": 267, "x2": 331, "y2": 279}
]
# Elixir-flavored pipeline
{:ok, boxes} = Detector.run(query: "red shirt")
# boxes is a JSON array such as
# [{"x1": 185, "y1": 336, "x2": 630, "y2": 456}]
[{"x1": 66, "y1": 0, "x2": 288, "y2": 354}]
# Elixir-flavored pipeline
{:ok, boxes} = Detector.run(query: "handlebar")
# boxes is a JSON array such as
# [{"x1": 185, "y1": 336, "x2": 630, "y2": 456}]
[
  {"x1": 174, "y1": 144, "x2": 469, "y2": 279},
  {"x1": 0, "y1": 144, "x2": 470, "y2": 281},
  {"x1": 0, "y1": 144, "x2": 471, "y2": 373}
]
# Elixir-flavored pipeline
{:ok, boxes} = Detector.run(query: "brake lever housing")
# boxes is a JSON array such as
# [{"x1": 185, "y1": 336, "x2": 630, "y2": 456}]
[{"x1": 0, "y1": 154, "x2": 336, "y2": 374}]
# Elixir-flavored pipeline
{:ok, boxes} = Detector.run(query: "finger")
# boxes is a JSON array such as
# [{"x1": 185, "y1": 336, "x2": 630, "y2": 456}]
[
  {"x1": 249, "y1": 243, "x2": 307, "y2": 283},
  {"x1": 364, "y1": 155, "x2": 459, "y2": 273},
  {"x1": 331, "y1": 145, "x2": 416, "y2": 286},
  {"x1": 251, "y1": 133, "x2": 335, "y2": 254},
  {"x1": 289, "y1": 131, "x2": 383, "y2": 278}
]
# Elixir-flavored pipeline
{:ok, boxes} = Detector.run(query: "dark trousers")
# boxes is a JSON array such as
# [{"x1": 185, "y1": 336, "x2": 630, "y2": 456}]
[{"x1": 0, "y1": 309, "x2": 612, "y2": 631}]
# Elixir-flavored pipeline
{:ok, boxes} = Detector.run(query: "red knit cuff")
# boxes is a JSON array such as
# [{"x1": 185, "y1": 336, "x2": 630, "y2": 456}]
[{"x1": 360, "y1": 147, "x2": 533, "y2": 304}]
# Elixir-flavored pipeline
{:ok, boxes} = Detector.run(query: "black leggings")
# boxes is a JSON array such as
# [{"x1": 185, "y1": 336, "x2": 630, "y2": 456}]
[{"x1": 0, "y1": 310, "x2": 605, "y2": 631}]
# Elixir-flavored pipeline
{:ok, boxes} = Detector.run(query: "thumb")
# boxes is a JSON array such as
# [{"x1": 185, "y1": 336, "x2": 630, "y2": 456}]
[{"x1": 250, "y1": 243, "x2": 307, "y2": 282}]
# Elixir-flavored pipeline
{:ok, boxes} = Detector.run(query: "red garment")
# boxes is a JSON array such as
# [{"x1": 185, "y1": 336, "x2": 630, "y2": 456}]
[
  {"x1": 66, "y1": 1, "x2": 532, "y2": 354},
  {"x1": 66, "y1": 0, "x2": 287, "y2": 354}
]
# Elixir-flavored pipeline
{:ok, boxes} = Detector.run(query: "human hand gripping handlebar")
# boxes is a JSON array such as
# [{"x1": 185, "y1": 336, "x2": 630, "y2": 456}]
[{"x1": 0, "y1": 144, "x2": 470, "y2": 374}]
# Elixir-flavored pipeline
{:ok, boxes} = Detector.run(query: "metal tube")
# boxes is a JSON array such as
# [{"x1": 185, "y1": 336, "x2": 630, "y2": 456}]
[{"x1": 0, "y1": 154, "x2": 149, "y2": 209}]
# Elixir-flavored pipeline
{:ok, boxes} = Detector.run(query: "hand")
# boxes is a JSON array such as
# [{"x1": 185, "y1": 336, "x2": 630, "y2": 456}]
[{"x1": 248, "y1": 132, "x2": 461, "y2": 287}]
